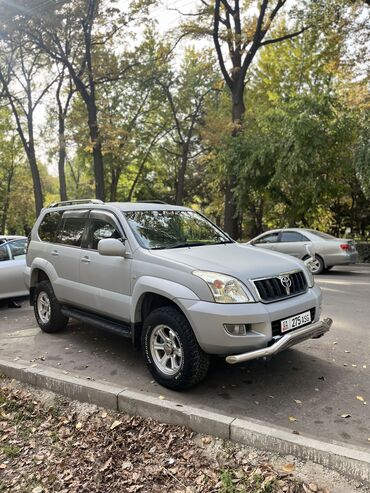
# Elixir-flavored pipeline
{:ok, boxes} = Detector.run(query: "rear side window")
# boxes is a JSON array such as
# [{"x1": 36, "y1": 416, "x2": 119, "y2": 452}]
[
  {"x1": 254, "y1": 232, "x2": 279, "y2": 244},
  {"x1": 38, "y1": 212, "x2": 62, "y2": 242},
  {"x1": 8, "y1": 240, "x2": 26, "y2": 258},
  {"x1": 57, "y1": 218, "x2": 86, "y2": 247},
  {"x1": 0, "y1": 245, "x2": 10, "y2": 261},
  {"x1": 280, "y1": 231, "x2": 308, "y2": 242}
]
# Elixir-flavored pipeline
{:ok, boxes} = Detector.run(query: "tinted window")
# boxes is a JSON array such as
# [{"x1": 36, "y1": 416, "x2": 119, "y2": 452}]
[
  {"x1": 39, "y1": 212, "x2": 62, "y2": 242},
  {"x1": 87, "y1": 218, "x2": 122, "y2": 250},
  {"x1": 8, "y1": 239, "x2": 27, "y2": 258},
  {"x1": 0, "y1": 245, "x2": 10, "y2": 262},
  {"x1": 280, "y1": 231, "x2": 308, "y2": 242},
  {"x1": 57, "y1": 218, "x2": 86, "y2": 247},
  {"x1": 254, "y1": 232, "x2": 279, "y2": 244}
]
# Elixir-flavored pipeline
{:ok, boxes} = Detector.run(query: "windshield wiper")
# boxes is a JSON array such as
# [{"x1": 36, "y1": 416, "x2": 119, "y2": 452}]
[{"x1": 154, "y1": 240, "x2": 233, "y2": 250}]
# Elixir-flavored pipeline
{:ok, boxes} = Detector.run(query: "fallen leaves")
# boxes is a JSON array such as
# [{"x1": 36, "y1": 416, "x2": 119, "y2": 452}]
[
  {"x1": 282, "y1": 463, "x2": 295, "y2": 473},
  {"x1": 356, "y1": 395, "x2": 365, "y2": 402},
  {"x1": 0, "y1": 380, "x2": 332, "y2": 493},
  {"x1": 110, "y1": 420, "x2": 122, "y2": 430}
]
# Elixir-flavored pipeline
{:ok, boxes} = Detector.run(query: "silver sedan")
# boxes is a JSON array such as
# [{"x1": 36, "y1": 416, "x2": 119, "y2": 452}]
[
  {"x1": 247, "y1": 228, "x2": 359, "y2": 274},
  {"x1": 0, "y1": 237, "x2": 28, "y2": 300}
]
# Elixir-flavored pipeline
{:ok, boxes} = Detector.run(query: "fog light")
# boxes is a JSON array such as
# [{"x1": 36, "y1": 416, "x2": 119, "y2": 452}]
[{"x1": 224, "y1": 324, "x2": 248, "y2": 336}]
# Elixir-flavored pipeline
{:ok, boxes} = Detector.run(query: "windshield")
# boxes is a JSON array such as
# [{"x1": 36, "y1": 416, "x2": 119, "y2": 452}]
[{"x1": 124, "y1": 209, "x2": 232, "y2": 250}]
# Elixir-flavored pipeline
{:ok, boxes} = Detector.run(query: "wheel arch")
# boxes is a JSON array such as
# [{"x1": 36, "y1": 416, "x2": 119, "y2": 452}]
[
  {"x1": 131, "y1": 277, "x2": 200, "y2": 349},
  {"x1": 29, "y1": 259, "x2": 57, "y2": 305}
]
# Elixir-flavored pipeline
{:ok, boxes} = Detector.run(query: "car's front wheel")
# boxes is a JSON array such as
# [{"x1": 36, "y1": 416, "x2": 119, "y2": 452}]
[
  {"x1": 142, "y1": 306, "x2": 210, "y2": 390},
  {"x1": 307, "y1": 255, "x2": 325, "y2": 275},
  {"x1": 34, "y1": 281, "x2": 69, "y2": 333}
]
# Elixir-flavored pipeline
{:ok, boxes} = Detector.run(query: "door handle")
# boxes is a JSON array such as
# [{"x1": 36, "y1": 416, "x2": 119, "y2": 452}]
[
  {"x1": 51, "y1": 250, "x2": 59, "y2": 257},
  {"x1": 81, "y1": 256, "x2": 91, "y2": 264}
]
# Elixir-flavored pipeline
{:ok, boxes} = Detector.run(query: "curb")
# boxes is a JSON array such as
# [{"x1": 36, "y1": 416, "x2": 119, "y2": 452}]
[{"x1": 0, "y1": 358, "x2": 369, "y2": 484}]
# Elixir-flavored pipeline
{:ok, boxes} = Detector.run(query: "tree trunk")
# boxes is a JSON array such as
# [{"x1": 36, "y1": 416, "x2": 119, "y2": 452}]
[
  {"x1": 87, "y1": 101, "x2": 105, "y2": 201},
  {"x1": 175, "y1": 144, "x2": 189, "y2": 206},
  {"x1": 58, "y1": 116, "x2": 68, "y2": 201},
  {"x1": 109, "y1": 166, "x2": 120, "y2": 202},
  {"x1": 223, "y1": 89, "x2": 245, "y2": 239},
  {"x1": 28, "y1": 146, "x2": 44, "y2": 216}
]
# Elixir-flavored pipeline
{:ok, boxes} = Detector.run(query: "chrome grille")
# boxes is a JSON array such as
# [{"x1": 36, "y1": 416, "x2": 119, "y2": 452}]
[{"x1": 253, "y1": 271, "x2": 307, "y2": 303}]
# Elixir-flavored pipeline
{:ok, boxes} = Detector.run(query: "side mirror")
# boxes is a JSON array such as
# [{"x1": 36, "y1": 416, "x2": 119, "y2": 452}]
[{"x1": 98, "y1": 238, "x2": 126, "y2": 257}]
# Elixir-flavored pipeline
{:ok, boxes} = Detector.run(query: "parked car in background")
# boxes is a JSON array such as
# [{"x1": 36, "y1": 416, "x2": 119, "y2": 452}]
[
  {"x1": 247, "y1": 228, "x2": 359, "y2": 274},
  {"x1": 0, "y1": 235, "x2": 25, "y2": 245},
  {"x1": 0, "y1": 237, "x2": 28, "y2": 301}
]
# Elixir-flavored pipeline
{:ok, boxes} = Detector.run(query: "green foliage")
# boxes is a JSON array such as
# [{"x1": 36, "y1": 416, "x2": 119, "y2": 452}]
[{"x1": 0, "y1": 1, "x2": 369, "y2": 238}]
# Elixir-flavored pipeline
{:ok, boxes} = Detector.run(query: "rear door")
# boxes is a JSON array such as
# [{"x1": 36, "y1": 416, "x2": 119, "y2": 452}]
[
  {"x1": 51, "y1": 210, "x2": 89, "y2": 304},
  {"x1": 276, "y1": 231, "x2": 310, "y2": 258},
  {"x1": 78, "y1": 210, "x2": 132, "y2": 322}
]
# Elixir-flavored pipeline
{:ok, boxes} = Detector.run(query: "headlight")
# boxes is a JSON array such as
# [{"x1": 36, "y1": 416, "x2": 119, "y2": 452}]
[{"x1": 193, "y1": 271, "x2": 254, "y2": 303}]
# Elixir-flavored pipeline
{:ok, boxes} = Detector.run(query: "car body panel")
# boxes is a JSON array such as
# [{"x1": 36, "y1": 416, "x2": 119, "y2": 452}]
[{"x1": 0, "y1": 238, "x2": 28, "y2": 300}]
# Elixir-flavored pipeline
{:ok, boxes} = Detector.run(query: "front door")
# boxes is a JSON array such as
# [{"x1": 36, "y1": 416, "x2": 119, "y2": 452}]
[{"x1": 79, "y1": 210, "x2": 132, "y2": 322}]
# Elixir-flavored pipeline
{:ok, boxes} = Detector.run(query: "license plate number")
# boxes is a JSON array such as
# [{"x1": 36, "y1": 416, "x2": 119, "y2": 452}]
[{"x1": 281, "y1": 311, "x2": 311, "y2": 333}]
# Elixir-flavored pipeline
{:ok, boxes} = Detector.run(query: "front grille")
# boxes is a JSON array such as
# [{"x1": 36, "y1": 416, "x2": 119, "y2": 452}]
[
  {"x1": 271, "y1": 307, "x2": 315, "y2": 337},
  {"x1": 253, "y1": 270, "x2": 307, "y2": 303}
]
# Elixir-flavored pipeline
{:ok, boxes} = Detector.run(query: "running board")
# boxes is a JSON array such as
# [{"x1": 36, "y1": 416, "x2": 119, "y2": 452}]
[{"x1": 61, "y1": 306, "x2": 132, "y2": 339}]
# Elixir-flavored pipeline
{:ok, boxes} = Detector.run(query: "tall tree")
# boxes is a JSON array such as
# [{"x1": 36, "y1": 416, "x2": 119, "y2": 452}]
[
  {"x1": 158, "y1": 48, "x2": 217, "y2": 205},
  {"x1": 183, "y1": 0, "x2": 358, "y2": 238},
  {"x1": 0, "y1": 41, "x2": 54, "y2": 215},
  {"x1": 0, "y1": 0, "x2": 155, "y2": 201}
]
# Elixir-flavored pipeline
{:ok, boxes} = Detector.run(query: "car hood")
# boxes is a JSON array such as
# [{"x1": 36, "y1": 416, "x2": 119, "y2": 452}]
[{"x1": 152, "y1": 243, "x2": 304, "y2": 283}]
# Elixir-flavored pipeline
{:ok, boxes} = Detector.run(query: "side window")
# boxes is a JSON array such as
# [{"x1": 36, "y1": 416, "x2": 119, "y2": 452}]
[
  {"x1": 0, "y1": 245, "x2": 10, "y2": 262},
  {"x1": 280, "y1": 232, "x2": 308, "y2": 243},
  {"x1": 8, "y1": 240, "x2": 26, "y2": 258},
  {"x1": 39, "y1": 212, "x2": 62, "y2": 242},
  {"x1": 87, "y1": 218, "x2": 122, "y2": 250},
  {"x1": 57, "y1": 218, "x2": 86, "y2": 247},
  {"x1": 254, "y1": 232, "x2": 279, "y2": 244}
]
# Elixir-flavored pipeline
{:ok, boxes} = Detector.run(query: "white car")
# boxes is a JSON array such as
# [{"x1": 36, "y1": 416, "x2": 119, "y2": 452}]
[
  {"x1": 248, "y1": 228, "x2": 359, "y2": 274},
  {"x1": 0, "y1": 237, "x2": 28, "y2": 300}
]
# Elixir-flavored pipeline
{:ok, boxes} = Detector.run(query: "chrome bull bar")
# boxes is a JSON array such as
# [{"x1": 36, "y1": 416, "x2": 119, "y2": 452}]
[{"x1": 225, "y1": 317, "x2": 333, "y2": 365}]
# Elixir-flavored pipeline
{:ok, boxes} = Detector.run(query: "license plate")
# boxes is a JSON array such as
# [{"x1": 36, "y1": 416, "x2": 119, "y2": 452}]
[{"x1": 281, "y1": 310, "x2": 311, "y2": 333}]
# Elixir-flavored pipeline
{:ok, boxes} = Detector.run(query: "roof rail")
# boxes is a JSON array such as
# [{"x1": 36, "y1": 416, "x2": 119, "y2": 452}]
[
  {"x1": 136, "y1": 200, "x2": 168, "y2": 204},
  {"x1": 48, "y1": 199, "x2": 104, "y2": 208}
]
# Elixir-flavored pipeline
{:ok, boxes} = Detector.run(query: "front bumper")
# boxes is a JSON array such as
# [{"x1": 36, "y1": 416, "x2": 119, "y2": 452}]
[{"x1": 225, "y1": 317, "x2": 332, "y2": 364}]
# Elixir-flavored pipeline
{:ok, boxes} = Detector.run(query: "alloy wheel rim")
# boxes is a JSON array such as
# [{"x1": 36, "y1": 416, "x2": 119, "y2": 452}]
[
  {"x1": 309, "y1": 258, "x2": 321, "y2": 273},
  {"x1": 37, "y1": 291, "x2": 51, "y2": 324},
  {"x1": 150, "y1": 324, "x2": 183, "y2": 376}
]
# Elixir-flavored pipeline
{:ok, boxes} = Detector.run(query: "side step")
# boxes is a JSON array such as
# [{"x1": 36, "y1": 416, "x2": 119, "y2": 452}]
[{"x1": 61, "y1": 306, "x2": 132, "y2": 339}]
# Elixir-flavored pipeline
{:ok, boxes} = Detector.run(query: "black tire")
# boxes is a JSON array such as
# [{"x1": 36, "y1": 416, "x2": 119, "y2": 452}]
[
  {"x1": 141, "y1": 306, "x2": 210, "y2": 390},
  {"x1": 34, "y1": 281, "x2": 69, "y2": 333},
  {"x1": 324, "y1": 266, "x2": 333, "y2": 272}
]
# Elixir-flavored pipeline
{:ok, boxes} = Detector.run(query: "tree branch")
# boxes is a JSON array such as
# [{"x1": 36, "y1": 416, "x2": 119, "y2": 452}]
[{"x1": 261, "y1": 26, "x2": 309, "y2": 46}]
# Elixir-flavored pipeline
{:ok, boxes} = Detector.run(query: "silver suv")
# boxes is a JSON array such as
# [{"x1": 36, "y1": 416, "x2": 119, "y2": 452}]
[{"x1": 25, "y1": 200, "x2": 332, "y2": 390}]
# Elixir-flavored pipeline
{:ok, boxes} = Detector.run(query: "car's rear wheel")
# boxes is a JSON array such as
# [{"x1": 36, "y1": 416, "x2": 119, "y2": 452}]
[
  {"x1": 34, "y1": 281, "x2": 68, "y2": 333},
  {"x1": 142, "y1": 306, "x2": 210, "y2": 390},
  {"x1": 307, "y1": 255, "x2": 325, "y2": 275}
]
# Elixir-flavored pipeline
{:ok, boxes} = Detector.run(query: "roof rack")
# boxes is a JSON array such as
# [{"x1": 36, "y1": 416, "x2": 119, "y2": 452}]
[
  {"x1": 136, "y1": 200, "x2": 168, "y2": 204},
  {"x1": 49, "y1": 199, "x2": 104, "y2": 208}
]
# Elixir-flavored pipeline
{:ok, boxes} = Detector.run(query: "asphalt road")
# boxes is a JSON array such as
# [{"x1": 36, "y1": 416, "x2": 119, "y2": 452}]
[{"x1": 0, "y1": 265, "x2": 369, "y2": 449}]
